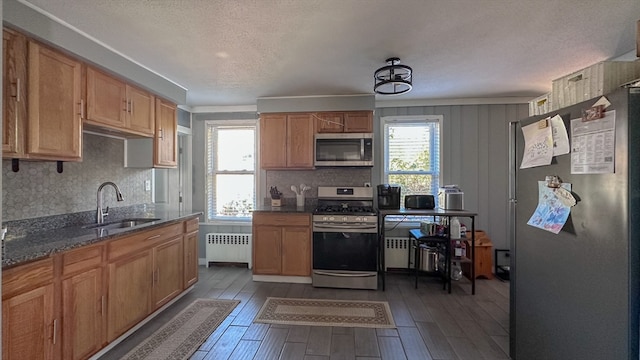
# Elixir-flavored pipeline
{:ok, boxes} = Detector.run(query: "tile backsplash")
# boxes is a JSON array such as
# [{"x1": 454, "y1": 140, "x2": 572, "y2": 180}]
[
  {"x1": 2, "y1": 133, "x2": 152, "y2": 221},
  {"x1": 266, "y1": 168, "x2": 372, "y2": 203}
]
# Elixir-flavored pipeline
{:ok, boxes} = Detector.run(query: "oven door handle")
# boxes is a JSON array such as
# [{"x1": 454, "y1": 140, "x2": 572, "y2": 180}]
[
  {"x1": 313, "y1": 270, "x2": 377, "y2": 278},
  {"x1": 313, "y1": 224, "x2": 378, "y2": 231}
]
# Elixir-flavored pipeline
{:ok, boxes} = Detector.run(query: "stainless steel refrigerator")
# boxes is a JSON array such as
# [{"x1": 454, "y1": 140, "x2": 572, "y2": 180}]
[{"x1": 509, "y1": 87, "x2": 640, "y2": 360}]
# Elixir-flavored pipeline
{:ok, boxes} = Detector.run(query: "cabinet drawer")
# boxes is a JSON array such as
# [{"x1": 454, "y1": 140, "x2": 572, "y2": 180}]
[
  {"x1": 253, "y1": 213, "x2": 310, "y2": 227},
  {"x1": 108, "y1": 223, "x2": 183, "y2": 260},
  {"x1": 184, "y1": 217, "x2": 199, "y2": 233},
  {"x1": 2, "y1": 257, "x2": 54, "y2": 298},
  {"x1": 62, "y1": 244, "x2": 104, "y2": 276}
]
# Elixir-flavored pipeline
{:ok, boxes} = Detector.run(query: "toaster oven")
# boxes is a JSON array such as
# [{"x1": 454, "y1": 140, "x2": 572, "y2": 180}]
[{"x1": 404, "y1": 194, "x2": 435, "y2": 209}]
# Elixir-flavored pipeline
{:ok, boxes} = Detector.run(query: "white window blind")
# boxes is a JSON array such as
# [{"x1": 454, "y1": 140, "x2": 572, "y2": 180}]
[
  {"x1": 206, "y1": 121, "x2": 257, "y2": 222},
  {"x1": 383, "y1": 116, "x2": 441, "y2": 207}
]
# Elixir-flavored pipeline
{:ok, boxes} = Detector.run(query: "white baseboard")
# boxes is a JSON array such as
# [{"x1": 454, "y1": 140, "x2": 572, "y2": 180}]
[{"x1": 198, "y1": 257, "x2": 207, "y2": 266}]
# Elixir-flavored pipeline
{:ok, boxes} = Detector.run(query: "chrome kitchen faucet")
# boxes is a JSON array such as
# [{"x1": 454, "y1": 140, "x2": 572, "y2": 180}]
[{"x1": 96, "y1": 181, "x2": 124, "y2": 224}]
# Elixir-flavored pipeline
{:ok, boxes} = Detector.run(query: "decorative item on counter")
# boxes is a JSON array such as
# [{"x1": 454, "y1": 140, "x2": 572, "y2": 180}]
[
  {"x1": 270, "y1": 186, "x2": 282, "y2": 207},
  {"x1": 291, "y1": 183, "x2": 311, "y2": 207}
]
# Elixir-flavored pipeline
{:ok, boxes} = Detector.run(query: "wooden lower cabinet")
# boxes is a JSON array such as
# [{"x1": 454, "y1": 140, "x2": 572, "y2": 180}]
[
  {"x1": 2, "y1": 257, "x2": 56, "y2": 360},
  {"x1": 281, "y1": 226, "x2": 311, "y2": 276},
  {"x1": 253, "y1": 225, "x2": 282, "y2": 274},
  {"x1": 2, "y1": 283, "x2": 56, "y2": 360},
  {"x1": 462, "y1": 241, "x2": 493, "y2": 280},
  {"x1": 152, "y1": 236, "x2": 184, "y2": 309},
  {"x1": 2, "y1": 219, "x2": 200, "y2": 359},
  {"x1": 60, "y1": 244, "x2": 105, "y2": 360},
  {"x1": 183, "y1": 229, "x2": 199, "y2": 288},
  {"x1": 107, "y1": 249, "x2": 153, "y2": 342},
  {"x1": 62, "y1": 268, "x2": 104, "y2": 360},
  {"x1": 253, "y1": 213, "x2": 311, "y2": 276}
]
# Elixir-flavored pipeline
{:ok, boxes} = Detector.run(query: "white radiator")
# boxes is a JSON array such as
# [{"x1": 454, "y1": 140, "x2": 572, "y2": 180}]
[
  {"x1": 206, "y1": 233, "x2": 252, "y2": 269},
  {"x1": 385, "y1": 237, "x2": 411, "y2": 270}
]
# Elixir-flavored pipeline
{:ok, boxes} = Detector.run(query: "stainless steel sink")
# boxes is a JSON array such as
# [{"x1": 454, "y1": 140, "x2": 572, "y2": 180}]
[{"x1": 82, "y1": 218, "x2": 161, "y2": 230}]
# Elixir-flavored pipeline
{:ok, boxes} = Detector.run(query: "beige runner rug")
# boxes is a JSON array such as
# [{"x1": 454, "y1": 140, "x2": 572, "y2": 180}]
[
  {"x1": 254, "y1": 297, "x2": 396, "y2": 328},
  {"x1": 122, "y1": 298, "x2": 239, "y2": 360}
]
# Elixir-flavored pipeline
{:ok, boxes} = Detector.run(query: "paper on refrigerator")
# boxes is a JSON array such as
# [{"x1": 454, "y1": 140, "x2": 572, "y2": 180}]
[
  {"x1": 570, "y1": 110, "x2": 616, "y2": 174},
  {"x1": 520, "y1": 120, "x2": 554, "y2": 169},
  {"x1": 527, "y1": 181, "x2": 572, "y2": 234},
  {"x1": 549, "y1": 115, "x2": 570, "y2": 156}
]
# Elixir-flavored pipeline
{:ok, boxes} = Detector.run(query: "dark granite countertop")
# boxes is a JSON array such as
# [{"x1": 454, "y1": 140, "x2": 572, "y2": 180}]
[{"x1": 3, "y1": 208, "x2": 202, "y2": 269}]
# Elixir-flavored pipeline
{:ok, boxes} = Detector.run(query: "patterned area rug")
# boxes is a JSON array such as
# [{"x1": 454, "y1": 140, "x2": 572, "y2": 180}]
[
  {"x1": 254, "y1": 297, "x2": 396, "y2": 328},
  {"x1": 122, "y1": 298, "x2": 239, "y2": 360}
]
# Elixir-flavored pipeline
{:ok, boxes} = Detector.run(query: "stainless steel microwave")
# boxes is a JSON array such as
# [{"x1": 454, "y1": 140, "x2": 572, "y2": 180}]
[{"x1": 314, "y1": 133, "x2": 373, "y2": 167}]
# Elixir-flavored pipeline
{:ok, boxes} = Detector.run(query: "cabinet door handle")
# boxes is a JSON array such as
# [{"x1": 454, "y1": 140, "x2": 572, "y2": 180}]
[
  {"x1": 52, "y1": 319, "x2": 58, "y2": 345},
  {"x1": 14, "y1": 79, "x2": 20, "y2": 102},
  {"x1": 78, "y1": 99, "x2": 85, "y2": 119},
  {"x1": 146, "y1": 234, "x2": 161, "y2": 241},
  {"x1": 158, "y1": 128, "x2": 164, "y2": 140},
  {"x1": 123, "y1": 99, "x2": 128, "y2": 112},
  {"x1": 152, "y1": 268, "x2": 159, "y2": 285}
]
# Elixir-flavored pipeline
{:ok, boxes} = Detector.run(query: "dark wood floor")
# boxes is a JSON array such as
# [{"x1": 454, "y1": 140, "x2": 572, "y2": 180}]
[{"x1": 99, "y1": 266, "x2": 510, "y2": 360}]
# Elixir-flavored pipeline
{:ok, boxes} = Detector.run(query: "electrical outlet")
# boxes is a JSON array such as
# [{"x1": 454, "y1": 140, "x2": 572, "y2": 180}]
[{"x1": 144, "y1": 180, "x2": 151, "y2": 191}]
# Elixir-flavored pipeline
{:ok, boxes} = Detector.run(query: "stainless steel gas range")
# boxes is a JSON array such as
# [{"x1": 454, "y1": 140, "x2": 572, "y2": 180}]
[{"x1": 311, "y1": 186, "x2": 378, "y2": 290}]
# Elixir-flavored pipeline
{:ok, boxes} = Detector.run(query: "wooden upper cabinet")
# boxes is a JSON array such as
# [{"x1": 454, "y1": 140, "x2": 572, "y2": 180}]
[
  {"x1": 315, "y1": 111, "x2": 373, "y2": 133},
  {"x1": 260, "y1": 114, "x2": 288, "y2": 168},
  {"x1": 27, "y1": 41, "x2": 82, "y2": 161},
  {"x1": 86, "y1": 67, "x2": 126, "y2": 128},
  {"x1": 127, "y1": 86, "x2": 155, "y2": 135},
  {"x1": 154, "y1": 98, "x2": 177, "y2": 168},
  {"x1": 315, "y1": 112, "x2": 344, "y2": 133},
  {"x1": 286, "y1": 114, "x2": 314, "y2": 168},
  {"x1": 260, "y1": 113, "x2": 314, "y2": 169},
  {"x1": 86, "y1": 67, "x2": 155, "y2": 136},
  {"x1": 2, "y1": 29, "x2": 27, "y2": 159},
  {"x1": 343, "y1": 111, "x2": 373, "y2": 132}
]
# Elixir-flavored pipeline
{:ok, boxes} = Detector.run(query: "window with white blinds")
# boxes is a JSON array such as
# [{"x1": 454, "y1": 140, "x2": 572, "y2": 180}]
[
  {"x1": 206, "y1": 120, "x2": 257, "y2": 222},
  {"x1": 382, "y1": 115, "x2": 442, "y2": 207}
]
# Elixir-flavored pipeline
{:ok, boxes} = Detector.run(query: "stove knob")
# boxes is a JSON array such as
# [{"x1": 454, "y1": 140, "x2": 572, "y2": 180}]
[
  {"x1": 323, "y1": 216, "x2": 329, "y2": 221},
  {"x1": 355, "y1": 216, "x2": 362, "y2": 222},
  {"x1": 329, "y1": 216, "x2": 335, "y2": 221},
  {"x1": 362, "y1": 217, "x2": 368, "y2": 222},
  {"x1": 342, "y1": 216, "x2": 348, "y2": 222}
]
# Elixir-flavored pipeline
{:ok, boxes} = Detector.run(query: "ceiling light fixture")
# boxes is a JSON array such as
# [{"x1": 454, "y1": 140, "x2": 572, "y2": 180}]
[{"x1": 374, "y1": 57, "x2": 412, "y2": 95}]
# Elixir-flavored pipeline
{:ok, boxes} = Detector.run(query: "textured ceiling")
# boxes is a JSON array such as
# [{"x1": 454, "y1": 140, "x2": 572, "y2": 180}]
[{"x1": 19, "y1": 0, "x2": 640, "y2": 107}]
